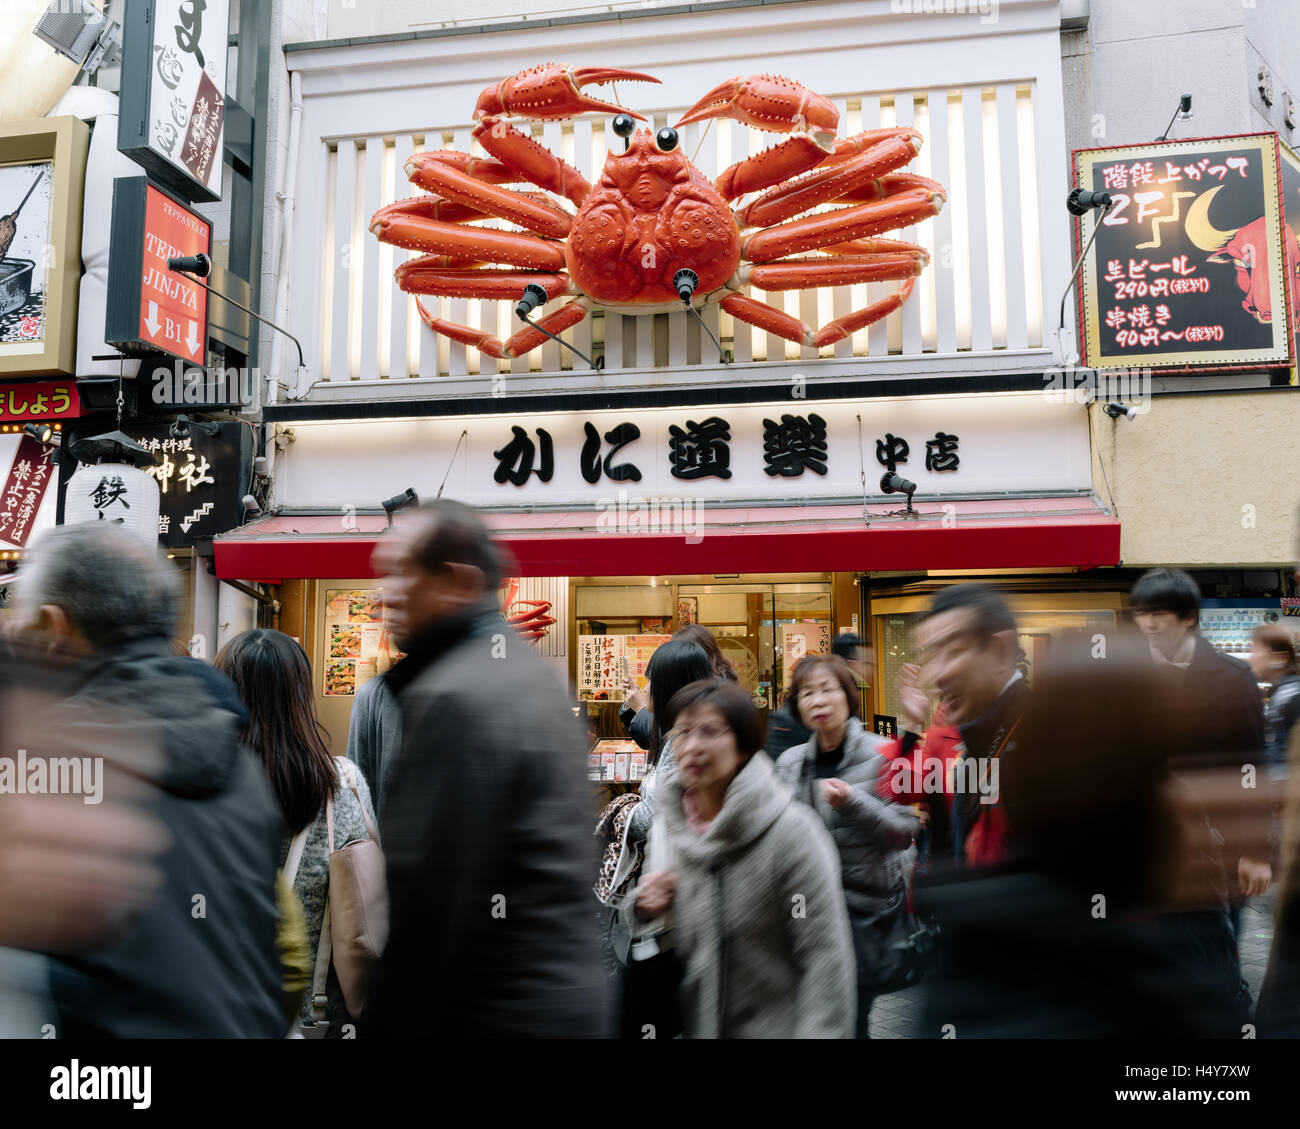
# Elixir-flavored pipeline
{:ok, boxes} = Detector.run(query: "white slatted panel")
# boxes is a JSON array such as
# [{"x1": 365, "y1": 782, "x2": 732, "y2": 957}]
[
  {"x1": 319, "y1": 80, "x2": 1043, "y2": 382},
  {"x1": 358, "y1": 141, "x2": 383, "y2": 380},
  {"x1": 895, "y1": 93, "x2": 923, "y2": 357},
  {"x1": 962, "y1": 87, "x2": 993, "y2": 352},
  {"x1": 997, "y1": 86, "x2": 1028, "y2": 351},
  {"x1": 511, "y1": 576, "x2": 567, "y2": 659},
  {"x1": 331, "y1": 140, "x2": 355, "y2": 380},
  {"x1": 388, "y1": 134, "x2": 415, "y2": 379},
  {"x1": 927, "y1": 93, "x2": 957, "y2": 355}
]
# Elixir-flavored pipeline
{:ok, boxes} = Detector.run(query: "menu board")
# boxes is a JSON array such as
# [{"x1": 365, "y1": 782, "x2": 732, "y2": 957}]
[
  {"x1": 1075, "y1": 133, "x2": 1292, "y2": 370},
  {"x1": 780, "y1": 622, "x2": 831, "y2": 690},
  {"x1": 322, "y1": 588, "x2": 402, "y2": 697},
  {"x1": 577, "y1": 633, "x2": 672, "y2": 701},
  {"x1": 589, "y1": 739, "x2": 647, "y2": 782}
]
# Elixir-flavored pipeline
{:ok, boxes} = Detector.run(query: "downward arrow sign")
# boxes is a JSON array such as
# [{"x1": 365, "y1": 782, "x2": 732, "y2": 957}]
[
  {"x1": 186, "y1": 321, "x2": 201, "y2": 357},
  {"x1": 144, "y1": 301, "x2": 161, "y2": 336}
]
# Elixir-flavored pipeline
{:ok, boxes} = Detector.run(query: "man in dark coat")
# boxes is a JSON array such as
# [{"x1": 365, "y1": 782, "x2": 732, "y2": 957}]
[
  {"x1": 5, "y1": 523, "x2": 285, "y2": 1037},
  {"x1": 366, "y1": 500, "x2": 610, "y2": 1037}
]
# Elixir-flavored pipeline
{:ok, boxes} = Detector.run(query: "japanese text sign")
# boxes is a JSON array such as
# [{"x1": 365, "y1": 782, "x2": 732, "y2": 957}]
[
  {"x1": 1074, "y1": 134, "x2": 1293, "y2": 370},
  {"x1": 0, "y1": 434, "x2": 55, "y2": 550},
  {"x1": 118, "y1": 0, "x2": 229, "y2": 202},
  {"x1": 0, "y1": 381, "x2": 78, "y2": 422}
]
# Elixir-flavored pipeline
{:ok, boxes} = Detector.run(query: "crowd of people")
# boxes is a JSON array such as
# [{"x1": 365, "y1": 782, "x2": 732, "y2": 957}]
[{"x1": 0, "y1": 501, "x2": 1298, "y2": 1039}]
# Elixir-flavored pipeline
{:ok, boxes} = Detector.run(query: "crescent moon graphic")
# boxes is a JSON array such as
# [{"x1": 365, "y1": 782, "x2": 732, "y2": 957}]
[{"x1": 1184, "y1": 185, "x2": 1239, "y2": 253}]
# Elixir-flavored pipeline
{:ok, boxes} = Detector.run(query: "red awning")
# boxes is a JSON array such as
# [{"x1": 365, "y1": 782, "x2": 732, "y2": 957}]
[{"x1": 213, "y1": 497, "x2": 1120, "y2": 580}]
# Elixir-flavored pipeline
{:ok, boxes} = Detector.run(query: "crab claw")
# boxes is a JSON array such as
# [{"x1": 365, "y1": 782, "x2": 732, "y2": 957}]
[
  {"x1": 676, "y1": 73, "x2": 838, "y2": 148},
  {"x1": 474, "y1": 63, "x2": 661, "y2": 123}
]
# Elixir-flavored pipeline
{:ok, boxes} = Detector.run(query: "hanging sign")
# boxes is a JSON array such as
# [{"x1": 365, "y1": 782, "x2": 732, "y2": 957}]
[
  {"x1": 105, "y1": 178, "x2": 211, "y2": 365},
  {"x1": 1074, "y1": 133, "x2": 1293, "y2": 371},
  {"x1": 118, "y1": 419, "x2": 250, "y2": 547},
  {"x1": 117, "y1": 0, "x2": 229, "y2": 203},
  {"x1": 0, "y1": 434, "x2": 55, "y2": 551}
]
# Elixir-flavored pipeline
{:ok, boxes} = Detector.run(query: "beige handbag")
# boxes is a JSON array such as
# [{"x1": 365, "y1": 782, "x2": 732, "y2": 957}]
[{"x1": 308, "y1": 759, "x2": 388, "y2": 1026}]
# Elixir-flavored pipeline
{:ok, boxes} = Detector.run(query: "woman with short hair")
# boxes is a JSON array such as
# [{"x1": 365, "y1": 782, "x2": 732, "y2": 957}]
[
  {"x1": 774, "y1": 654, "x2": 920, "y2": 1038},
  {"x1": 626, "y1": 679, "x2": 854, "y2": 1037}
]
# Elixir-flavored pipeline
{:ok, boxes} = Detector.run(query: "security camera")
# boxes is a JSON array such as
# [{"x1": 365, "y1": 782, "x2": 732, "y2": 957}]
[{"x1": 1103, "y1": 402, "x2": 1139, "y2": 421}]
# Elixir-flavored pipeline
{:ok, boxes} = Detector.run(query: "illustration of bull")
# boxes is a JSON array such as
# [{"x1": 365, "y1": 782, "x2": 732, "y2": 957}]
[{"x1": 1185, "y1": 184, "x2": 1292, "y2": 325}]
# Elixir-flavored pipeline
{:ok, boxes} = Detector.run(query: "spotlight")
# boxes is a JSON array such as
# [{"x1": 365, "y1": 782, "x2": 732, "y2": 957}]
[
  {"x1": 1103, "y1": 402, "x2": 1139, "y2": 421},
  {"x1": 382, "y1": 488, "x2": 419, "y2": 527},
  {"x1": 24, "y1": 422, "x2": 53, "y2": 445},
  {"x1": 167, "y1": 253, "x2": 212, "y2": 278},
  {"x1": 241, "y1": 494, "x2": 262, "y2": 515},
  {"x1": 673, "y1": 269, "x2": 699, "y2": 305},
  {"x1": 1067, "y1": 188, "x2": 1113, "y2": 216},
  {"x1": 880, "y1": 472, "x2": 917, "y2": 496},
  {"x1": 1156, "y1": 94, "x2": 1194, "y2": 141},
  {"x1": 33, "y1": 0, "x2": 121, "y2": 77},
  {"x1": 515, "y1": 283, "x2": 548, "y2": 320},
  {"x1": 170, "y1": 414, "x2": 220, "y2": 440}
]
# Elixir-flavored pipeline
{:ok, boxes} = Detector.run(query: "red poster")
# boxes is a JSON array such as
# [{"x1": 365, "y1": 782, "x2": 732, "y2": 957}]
[
  {"x1": 139, "y1": 185, "x2": 210, "y2": 363},
  {"x1": 0, "y1": 381, "x2": 79, "y2": 421},
  {"x1": 0, "y1": 435, "x2": 54, "y2": 548}
]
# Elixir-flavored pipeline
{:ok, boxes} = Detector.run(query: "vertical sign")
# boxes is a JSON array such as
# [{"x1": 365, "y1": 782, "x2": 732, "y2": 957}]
[
  {"x1": 118, "y1": 0, "x2": 229, "y2": 203},
  {"x1": 1279, "y1": 141, "x2": 1300, "y2": 366},
  {"x1": 1074, "y1": 133, "x2": 1292, "y2": 371},
  {"x1": 0, "y1": 435, "x2": 54, "y2": 550}
]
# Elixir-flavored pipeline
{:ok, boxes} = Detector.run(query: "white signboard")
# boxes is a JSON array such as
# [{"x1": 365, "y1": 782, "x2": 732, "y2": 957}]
[
  {"x1": 277, "y1": 393, "x2": 1092, "y2": 510},
  {"x1": 120, "y1": 0, "x2": 228, "y2": 201}
]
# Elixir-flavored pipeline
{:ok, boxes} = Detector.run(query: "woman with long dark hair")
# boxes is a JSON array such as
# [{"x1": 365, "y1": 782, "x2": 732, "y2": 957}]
[{"x1": 214, "y1": 629, "x2": 377, "y2": 1037}]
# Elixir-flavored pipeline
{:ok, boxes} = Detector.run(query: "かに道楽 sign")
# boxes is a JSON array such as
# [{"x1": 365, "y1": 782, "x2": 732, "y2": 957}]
[{"x1": 1073, "y1": 133, "x2": 1294, "y2": 371}]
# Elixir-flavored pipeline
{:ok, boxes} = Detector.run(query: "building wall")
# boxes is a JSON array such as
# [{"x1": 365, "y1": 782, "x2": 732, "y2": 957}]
[{"x1": 1088, "y1": 390, "x2": 1300, "y2": 568}]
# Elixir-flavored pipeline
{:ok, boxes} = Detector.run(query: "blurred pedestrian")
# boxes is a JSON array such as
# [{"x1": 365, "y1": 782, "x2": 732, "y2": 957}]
[
  {"x1": 6, "y1": 524, "x2": 285, "y2": 1037},
  {"x1": 764, "y1": 680, "x2": 813, "y2": 759},
  {"x1": 774, "y1": 654, "x2": 919, "y2": 1037},
  {"x1": 366, "y1": 500, "x2": 608, "y2": 1037},
  {"x1": 345, "y1": 672, "x2": 402, "y2": 824},
  {"x1": 215, "y1": 629, "x2": 378, "y2": 1038},
  {"x1": 914, "y1": 583, "x2": 1029, "y2": 867},
  {"x1": 625, "y1": 680, "x2": 854, "y2": 1037},
  {"x1": 1250, "y1": 623, "x2": 1300, "y2": 782},
  {"x1": 920, "y1": 632, "x2": 1249, "y2": 1037},
  {"x1": 832, "y1": 632, "x2": 871, "y2": 713}
]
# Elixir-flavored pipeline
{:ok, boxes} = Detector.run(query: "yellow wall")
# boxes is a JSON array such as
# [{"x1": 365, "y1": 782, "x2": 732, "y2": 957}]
[{"x1": 1090, "y1": 390, "x2": 1300, "y2": 567}]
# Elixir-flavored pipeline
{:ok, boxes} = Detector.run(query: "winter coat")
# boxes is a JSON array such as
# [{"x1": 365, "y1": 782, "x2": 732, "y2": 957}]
[
  {"x1": 774, "y1": 716, "x2": 920, "y2": 989},
  {"x1": 1264, "y1": 673, "x2": 1300, "y2": 776},
  {"x1": 345, "y1": 673, "x2": 402, "y2": 824},
  {"x1": 39, "y1": 639, "x2": 285, "y2": 1037},
  {"x1": 764, "y1": 703, "x2": 812, "y2": 761},
  {"x1": 628, "y1": 751, "x2": 855, "y2": 1038},
  {"x1": 366, "y1": 598, "x2": 610, "y2": 1037}
]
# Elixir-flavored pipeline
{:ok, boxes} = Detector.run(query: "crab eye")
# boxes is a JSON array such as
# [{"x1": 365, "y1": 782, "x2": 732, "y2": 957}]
[
  {"x1": 655, "y1": 127, "x2": 679, "y2": 152},
  {"x1": 612, "y1": 114, "x2": 635, "y2": 139}
]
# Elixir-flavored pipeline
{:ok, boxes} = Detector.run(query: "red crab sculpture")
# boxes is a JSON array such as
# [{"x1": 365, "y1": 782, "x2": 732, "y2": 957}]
[
  {"x1": 370, "y1": 64, "x2": 945, "y2": 359},
  {"x1": 501, "y1": 577, "x2": 554, "y2": 643}
]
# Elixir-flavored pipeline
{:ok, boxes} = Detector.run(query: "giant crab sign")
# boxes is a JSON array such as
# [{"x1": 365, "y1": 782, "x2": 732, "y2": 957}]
[{"x1": 370, "y1": 64, "x2": 946, "y2": 362}]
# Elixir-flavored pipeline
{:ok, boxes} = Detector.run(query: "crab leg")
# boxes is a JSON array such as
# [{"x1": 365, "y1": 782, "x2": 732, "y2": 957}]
[
  {"x1": 736, "y1": 129, "x2": 922, "y2": 227},
  {"x1": 415, "y1": 295, "x2": 590, "y2": 360},
  {"x1": 742, "y1": 188, "x2": 945, "y2": 263},
  {"x1": 404, "y1": 153, "x2": 573, "y2": 239},
  {"x1": 720, "y1": 279, "x2": 916, "y2": 348},
  {"x1": 472, "y1": 122, "x2": 592, "y2": 209},
  {"x1": 820, "y1": 236, "x2": 928, "y2": 258},
  {"x1": 741, "y1": 250, "x2": 927, "y2": 290},
  {"x1": 372, "y1": 210, "x2": 567, "y2": 271}
]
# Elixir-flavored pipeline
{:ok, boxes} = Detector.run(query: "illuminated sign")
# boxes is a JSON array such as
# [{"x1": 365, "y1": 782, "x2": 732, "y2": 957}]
[
  {"x1": 0, "y1": 380, "x2": 79, "y2": 422},
  {"x1": 1074, "y1": 133, "x2": 1293, "y2": 371},
  {"x1": 105, "y1": 178, "x2": 211, "y2": 365}
]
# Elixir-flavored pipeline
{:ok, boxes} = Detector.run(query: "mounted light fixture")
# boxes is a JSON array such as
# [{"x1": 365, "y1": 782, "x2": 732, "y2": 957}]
[
  {"x1": 1103, "y1": 402, "x2": 1139, "y2": 421},
  {"x1": 880, "y1": 472, "x2": 918, "y2": 516},
  {"x1": 382, "y1": 488, "x2": 419, "y2": 527},
  {"x1": 24, "y1": 422, "x2": 54, "y2": 445},
  {"x1": 514, "y1": 284, "x2": 601, "y2": 370},
  {"x1": 170, "y1": 414, "x2": 221, "y2": 440},
  {"x1": 32, "y1": 0, "x2": 122, "y2": 78},
  {"x1": 1155, "y1": 94, "x2": 1194, "y2": 142}
]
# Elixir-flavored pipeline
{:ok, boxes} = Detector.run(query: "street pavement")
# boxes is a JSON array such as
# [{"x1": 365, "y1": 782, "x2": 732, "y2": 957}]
[{"x1": 869, "y1": 893, "x2": 1278, "y2": 1039}]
